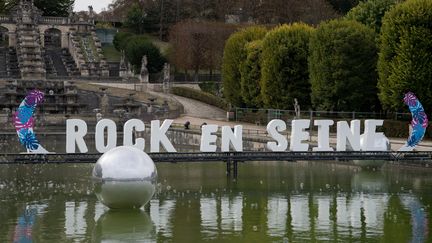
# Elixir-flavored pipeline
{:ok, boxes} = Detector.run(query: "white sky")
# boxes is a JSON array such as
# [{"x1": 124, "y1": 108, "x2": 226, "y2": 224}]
[{"x1": 74, "y1": 0, "x2": 113, "y2": 13}]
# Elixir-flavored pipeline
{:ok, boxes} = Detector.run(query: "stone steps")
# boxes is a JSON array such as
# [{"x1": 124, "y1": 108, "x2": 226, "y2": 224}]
[
  {"x1": 16, "y1": 24, "x2": 46, "y2": 78},
  {"x1": 45, "y1": 48, "x2": 68, "y2": 77}
]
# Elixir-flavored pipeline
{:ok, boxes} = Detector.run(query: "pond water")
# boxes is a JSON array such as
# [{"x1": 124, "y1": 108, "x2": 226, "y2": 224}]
[{"x1": 1, "y1": 161, "x2": 432, "y2": 242}]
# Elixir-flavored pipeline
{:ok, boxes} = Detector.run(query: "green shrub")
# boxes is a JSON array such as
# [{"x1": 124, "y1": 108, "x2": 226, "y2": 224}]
[
  {"x1": 240, "y1": 40, "x2": 263, "y2": 108},
  {"x1": 199, "y1": 81, "x2": 220, "y2": 96},
  {"x1": 171, "y1": 87, "x2": 229, "y2": 111},
  {"x1": 378, "y1": 0, "x2": 432, "y2": 111},
  {"x1": 222, "y1": 26, "x2": 267, "y2": 107},
  {"x1": 346, "y1": 0, "x2": 399, "y2": 33},
  {"x1": 125, "y1": 35, "x2": 166, "y2": 74},
  {"x1": 309, "y1": 19, "x2": 379, "y2": 112},
  {"x1": 113, "y1": 32, "x2": 134, "y2": 51},
  {"x1": 261, "y1": 23, "x2": 313, "y2": 110}
]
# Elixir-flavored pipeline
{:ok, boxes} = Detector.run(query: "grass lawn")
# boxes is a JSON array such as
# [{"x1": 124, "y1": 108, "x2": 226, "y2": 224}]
[
  {"x1": 102, "y1": 44, "x2": 121, "y2": 62},
  {"x1": 142, "y1": 34, "x2": 171, "y2": 55}
]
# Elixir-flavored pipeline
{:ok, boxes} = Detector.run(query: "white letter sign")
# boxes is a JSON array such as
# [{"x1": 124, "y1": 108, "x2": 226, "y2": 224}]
[
  {"x1": 267, "y1": 119, "x2": 288, "y2": 152},
  {"x1": 66, "y1": 119, "x2": 88, "y2": 153},
  {"x1": 151, "y1": 120, "x2": 177, "y2": 153}
]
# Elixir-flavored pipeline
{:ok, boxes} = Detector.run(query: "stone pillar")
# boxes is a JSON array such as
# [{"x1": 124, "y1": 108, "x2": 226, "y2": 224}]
[
  {"x1": 40, "y1": 32, "x2": 44, "y2": 47},
  {"x1": 61, "y1": 32, "x2": 68, "y2": 48},
  {"x1": 8, "y1": 32, "x2": 16, "y2": 47}
]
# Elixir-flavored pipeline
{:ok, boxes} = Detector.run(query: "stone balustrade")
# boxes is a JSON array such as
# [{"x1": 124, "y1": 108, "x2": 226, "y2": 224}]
[
  {"x1": 40, "y1": 17, "x2": 68, "y2": 25},
  {"x1": 0, "y1": 15, "x2": 13, "y2": 23}
]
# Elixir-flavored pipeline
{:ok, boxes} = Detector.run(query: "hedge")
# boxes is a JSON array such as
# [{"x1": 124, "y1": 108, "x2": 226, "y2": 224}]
[
  {"x1": 113, "y1": 32, "x2": 134, "y2": 51},
  {"x1": 222, "y1": 26, "x2": 267, "y2": 107},
  {"x1": 125, "y1": 35, "x2": 166, "y2": 74},
  {"x1": 309, "y1": 19, "x2": 379, "y2": 112},
  {"x1": 261, "y1": 23, "x2": 314, "y2": 110},
  {"x1": 171, "y1": 87, "x2": 229, "y2": 111},
  {"x1": 378, "y1": 0, "x2": 432, "y2": 112},
  {"x1": 346, "y1": 0, "x2": 399, "y2": 33},
  {"x1": 240, "y1": 40, "x2": 263, "y2": 108}
]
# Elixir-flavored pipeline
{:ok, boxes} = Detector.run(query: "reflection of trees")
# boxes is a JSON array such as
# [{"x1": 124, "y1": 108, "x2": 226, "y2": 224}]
[{"x1": 383, "y1": 195, "x2": 411, "y2": 242}]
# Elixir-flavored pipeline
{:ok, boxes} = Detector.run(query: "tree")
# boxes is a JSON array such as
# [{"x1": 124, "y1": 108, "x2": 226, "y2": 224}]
[
  {"x1": 0, "y1": 0, "x2": 74, "y2": 16},
  {"x1": 36, "y1": 0, "x2": 74, "y2": 17},
  {"x1": 113, "y1": 31, "x2": 134, "y2": 51},
  {"x1": 222, "y1": 26, "x2": 267, "y2": 107},
  {"x1": 260, "y1": 23, "x2": 313, "y2": 110},
  {"x1": 169, "y1": 20, "x2": 236, "y2": 78},
  {"x1": 327, "y1": 0, "x2": 360, "y2": 14},
  {"x1": 124, "y1": 35, "x2": 166, "y2": 73},
  {"x1": 0, "y1": 0, "x2": 15, "y2": 14},
  {"x1": 124, "y1": 4, "x2": 144, "y2": 34},
  {"x1": 309, "y1": 19, "x2": 379, "y2": 111},
  {"x1": 346, "y1": 0, "x2": 400, "y2": 33},
  {"x1": 240, "y1": 40, "x2": 263, "y2": 108},
  {"x1": 378, "y1": 0, "x2": 432, "y2": 111}
]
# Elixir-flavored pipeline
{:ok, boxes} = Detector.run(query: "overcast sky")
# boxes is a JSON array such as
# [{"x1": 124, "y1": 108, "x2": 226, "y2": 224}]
[{"x1": 74, "y1": 0, "x2": 112, "y2": 13}]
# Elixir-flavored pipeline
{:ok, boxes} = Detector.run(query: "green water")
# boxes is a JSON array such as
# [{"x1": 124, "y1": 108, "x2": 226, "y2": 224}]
[{"x1": 1, "y1": 161, "x2": 432, "y2": 242}]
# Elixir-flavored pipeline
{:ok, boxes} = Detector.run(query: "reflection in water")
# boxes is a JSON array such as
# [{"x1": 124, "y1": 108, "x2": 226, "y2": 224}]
[
  {"x1": 1, "y1": 162, "x2": 432, "y2": 242},
  {"x1": 13, "y1": 204, "x2": 46, "y2": 243},
  {"x1": 93, "y1": 210, "x2": 155, "y2": 242},
  {"x1": 400, "y1": 195, "x2": 428, "y2": 242},
  {"x1": 65, "y1": 202, "x2": 88, "y2": 238},
  {"x1": 94, "y1": 180, "x2": 156, "y2": 209},
  {"x1": 150, "y1": 199, "x2": 176, "y2": 238},
  {"x1": 268, "y1": 197, "x2": 288, "y2": 237}
]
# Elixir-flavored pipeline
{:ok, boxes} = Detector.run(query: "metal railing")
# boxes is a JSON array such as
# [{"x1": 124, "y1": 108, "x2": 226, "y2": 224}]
[{"x1": 235, "y1": 107, "x2": 411, "y2": 124}]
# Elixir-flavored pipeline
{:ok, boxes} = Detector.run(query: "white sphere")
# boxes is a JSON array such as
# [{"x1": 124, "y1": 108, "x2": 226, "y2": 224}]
[{"x1": 93, "y1": 146, "x2": 157, "y2": 209}]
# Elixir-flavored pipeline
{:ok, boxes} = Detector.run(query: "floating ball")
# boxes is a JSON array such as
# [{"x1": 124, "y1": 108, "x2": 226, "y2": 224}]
[{"x1": 93, "y1": 146, "x2": 157, "y2": 209}]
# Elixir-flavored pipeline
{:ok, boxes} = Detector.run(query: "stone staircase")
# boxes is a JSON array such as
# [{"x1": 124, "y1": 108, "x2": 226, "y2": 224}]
[
  {"x1": 67, "y1": 28, "x2": 109, "y2": 77},
  {"x1": 61, "y1": 48, "x2": 81, "y2": 76},
  {"x1": 0, "y1": 47, "x2": 21, "y2": 78},
  {"x1": 43, "y1": 48, "x2": 81, "y2": 77},
  {"x1": 16, "y1": 23, "x2": 46, "y2": 79},
  {"x1": 0, "y1": 47, "x2": 7, "y2": 77},
  {"x1": 44, "y1": 48, "x2": 68, "y2": 77},
  {"x1": 7, "y1": 48, "x2": 20, "y2": 78}
]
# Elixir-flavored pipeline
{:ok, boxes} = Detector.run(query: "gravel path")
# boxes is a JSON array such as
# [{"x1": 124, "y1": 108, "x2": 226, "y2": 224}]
[
  {"x1": 172, "y1": 95, "x2": 226, "y2": 119},
  {"x1": 144, "y1": 90, "x2": 226, "y2": 119}
]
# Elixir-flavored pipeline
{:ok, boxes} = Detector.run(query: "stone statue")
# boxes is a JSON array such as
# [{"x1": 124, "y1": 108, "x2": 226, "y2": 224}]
[
  {"x1": 294, "y1": 98, "x2": 300, "y2": 119},
  {"x1": 163, "y1": 63, "x2": 170, "y2": 81},
  {"x1": 140, "y1": 55, "x2": 149, "y2": 83},
  {"x1": 119, "y1": 50, "x2": 127, "y2": 78},
  {"x1": 163, "y1": 63, "x2": 170, "y2": 93},
  {"x1": 100, "y1": 89, "x2": 109, "y2": 114},
  {"x1": 68, "y1": 4, "x2": 74, "y2": 22},
  {"x1": 88, "y1": 6, "x2": 94, "y2": 18}
]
